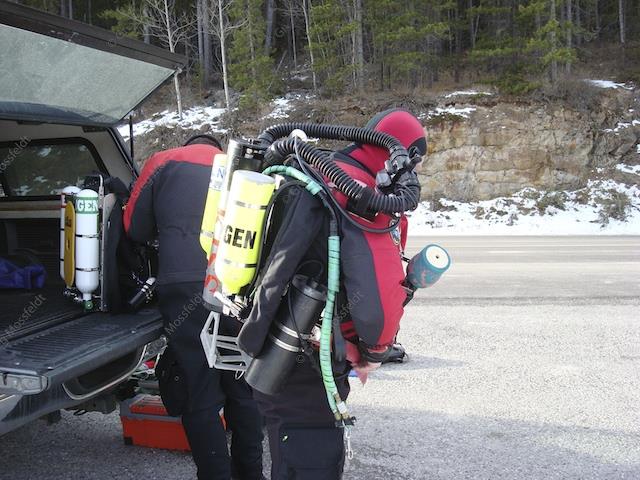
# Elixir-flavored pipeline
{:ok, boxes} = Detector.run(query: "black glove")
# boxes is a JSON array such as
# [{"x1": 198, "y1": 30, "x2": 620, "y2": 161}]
[{"x1": 393, "y1": 169, "x2": 421, "y2": 211}]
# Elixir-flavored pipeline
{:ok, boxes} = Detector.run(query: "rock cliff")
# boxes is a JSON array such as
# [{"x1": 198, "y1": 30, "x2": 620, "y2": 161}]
[{"x1": 420, "y1": 85, "x2": 639, "y2": 201}]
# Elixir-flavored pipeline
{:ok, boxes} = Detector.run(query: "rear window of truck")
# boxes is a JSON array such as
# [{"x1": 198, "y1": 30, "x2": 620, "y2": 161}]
[{"x1": 0, "y1": 140, "x2": 102, "y2": 197}]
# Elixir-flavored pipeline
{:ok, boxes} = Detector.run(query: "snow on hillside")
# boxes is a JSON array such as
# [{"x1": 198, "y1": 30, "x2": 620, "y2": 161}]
[
  {"x1": 617, "y1": 164, "x2": 640, "y2": 175},
  {"x1": 117, "y1": 94, "x2": 313, "y2": 140},
  {"x1": 264, "y1": 93, "x2": 313, "y2": 119},
  {"x1": 586, "y1": 79, "x2": 635, "y2": 90},
  {"x1": 117, "y1": 106, "x2": 227, "y2": 140},
  {"x1": 443, "y1": 90, "x2": 493, "y2": 98},
  {"x1": 418, "y1": 105, "x2": 477, "y2": 121},
  {"x1": 408, "y1": 179, "x2": 640, "y2": 235},
  {"x1": 604, "y1": 119, "x2": 640, "y2": 133},
  {"x1": 119, "y1": 88, "x2": 639, "y2": 235}
]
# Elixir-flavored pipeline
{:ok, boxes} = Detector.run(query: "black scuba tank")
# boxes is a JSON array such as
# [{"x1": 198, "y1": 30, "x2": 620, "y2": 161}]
[{"x1": 244, "y1": 274, "x2": 327, "y2": 395}]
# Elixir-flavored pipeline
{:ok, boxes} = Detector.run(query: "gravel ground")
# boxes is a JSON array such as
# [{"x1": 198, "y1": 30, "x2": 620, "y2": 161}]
[{"x1": 1, "y1": 236, "x2": 639, "y2": 479}]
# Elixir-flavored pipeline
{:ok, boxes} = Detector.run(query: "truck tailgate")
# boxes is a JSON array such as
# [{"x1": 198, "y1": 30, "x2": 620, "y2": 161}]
[{"x1": 0, "y1": 308, "x2": 163, "y2": 395}]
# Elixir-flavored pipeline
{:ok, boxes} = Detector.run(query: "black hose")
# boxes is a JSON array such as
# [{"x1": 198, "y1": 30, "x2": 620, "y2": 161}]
[
  {"x1": 266, "y1": 138, "x2": 420, "y2": 214},
  {"x1": 290, "y1": 145, "x2": 402, "y2": 234},
  {"x1": 258, "y1": 122, "x2": 410, "y2": 175}
]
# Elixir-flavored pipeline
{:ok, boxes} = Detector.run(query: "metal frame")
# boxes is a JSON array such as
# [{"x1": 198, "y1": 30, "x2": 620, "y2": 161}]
[{"x1": 201, "y1": 312, "x2": 253, "y2": 372}]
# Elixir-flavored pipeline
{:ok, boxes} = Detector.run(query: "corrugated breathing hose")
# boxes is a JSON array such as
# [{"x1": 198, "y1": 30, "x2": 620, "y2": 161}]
[
  {"x1": 264, "y1": 137, "x2": 420, "y2": 215},
  {"x1": 258, "y1": 122, "x2": 409, "y2": 171}
]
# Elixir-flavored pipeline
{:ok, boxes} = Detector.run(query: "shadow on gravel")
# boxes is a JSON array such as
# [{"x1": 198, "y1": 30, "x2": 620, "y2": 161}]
[
  {"x1": 344, "y1": 405, "x2": 640, "y2": 480},
  {"x1": 1, "y1": 404, "x2": 639, "y2": 480},
  {"x1": 379, "y1": 354, "x2": 466, "y2": 372}
]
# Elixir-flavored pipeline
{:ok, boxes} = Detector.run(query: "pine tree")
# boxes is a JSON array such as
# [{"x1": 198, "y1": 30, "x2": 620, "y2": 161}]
[
  {"x1": 308, "y1": 0, "x2": 356, "y2": 95},
  {"x1": 522, "y1": 0, "x2": 576, "y2": 82},
  {"x1": 50, "y1": 0, "x2": 640, "y2": 97},
  {"x1": 228, "y1": 0, "x2": 278, "y2": 108},
  {"x1": 366, "y1": 0, "x2": 449, "y2": 90}
]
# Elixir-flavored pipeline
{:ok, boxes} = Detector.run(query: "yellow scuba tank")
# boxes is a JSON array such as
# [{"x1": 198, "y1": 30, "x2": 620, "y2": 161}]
[
  {"x1": 63, "y1": 201, "x2": 76, "y2": 288},
  {"x1": 60, "y1": 186, "x2": 81, "y2": 281},
  {"x1": 200, "y1": 153, "x2": 228, "y2": 255},
  {"x1": 214, "y1": 171, "x2": 275, "y2": 294},
  {"x1": 202, "y1": 139, "x2": 267, "y2": 308}
]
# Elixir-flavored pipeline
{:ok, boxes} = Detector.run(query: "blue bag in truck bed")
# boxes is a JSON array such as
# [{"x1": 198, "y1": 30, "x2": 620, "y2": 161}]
[{"x1": 0, "y1": 257, "x2": 46, "y2": 289}]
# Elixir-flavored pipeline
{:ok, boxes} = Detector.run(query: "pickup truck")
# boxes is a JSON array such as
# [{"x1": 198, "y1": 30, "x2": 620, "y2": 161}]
[{"x1": 0, "y1": 1, "x2": 184, "y2": 434}]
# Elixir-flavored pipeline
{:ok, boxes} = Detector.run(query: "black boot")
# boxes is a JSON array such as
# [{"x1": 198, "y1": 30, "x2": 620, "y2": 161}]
[{"x1": 382, "y1": 343, "x2": 407, "y2": 364}]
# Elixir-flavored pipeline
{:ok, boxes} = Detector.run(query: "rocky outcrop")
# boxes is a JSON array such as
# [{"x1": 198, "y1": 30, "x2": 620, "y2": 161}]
[
  {"x1": 419, "y1": 87, "x2": 640, "y2": 201},
  {"x1": 132, "y1": 84, "x2": 639, "y2": 203}
]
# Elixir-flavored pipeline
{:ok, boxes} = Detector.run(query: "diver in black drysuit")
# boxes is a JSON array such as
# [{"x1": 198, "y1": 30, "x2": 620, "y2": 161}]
[
  {"x1": 239, "y1": 178, "x2": 350, "y2": 479},
  {"x1": 237, "y1": 109, "x2": 427, "y2": 479},
  {"x1": 124, "y1": 135, "x2": 265, "y2": 480}
]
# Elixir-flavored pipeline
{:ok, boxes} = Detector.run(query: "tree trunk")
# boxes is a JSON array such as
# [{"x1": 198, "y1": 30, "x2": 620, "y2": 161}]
[
  {"x1": 566, "y1": 0, "x2": 572, "y2": 73},
  {"x1": 447, "y1": 9, "x2": 453, "y2": 57},
  {"x1": 289, "y1": 2, "x2": 298, "y2": 68},
  {"x1": 86, "y1": 0, "x2": 92, "y2": 24},
  {"x1": 550, "y1": 0, "x2": 558, "y2": 83},
  {"x1": 455, "y1": 0, "x2": 463, "y2": 83},
  {"x1": 59, "y1": 0, "x2": 66, "y2": 18},
  {"x1": 183, "y1": 37, "x2": 191, "y2": 83},
  {"x1": 163, "y1": 0, "x2": 183, "y2": 119},
  {"x1": 197, "y1": 0, "x2": 204, "y2": 75},
  {"x1": 618, "y1": 0, "x2": 625, "y2": 44},
  {"x1": 595, "y1": 0, "x2": 600, "y2": 36},
  {"x1": 468, "y1": 0, "x2": 475, "y2": 48},
  {"x1": 218, "y1": 0, "x2": 231, "y2": 109},
  {"x1": 302, "y1": 0, "x2": 318, "y2": 92},
  {"x1": 247, "y1": 3, "x2": 257, "y2": 79},
  {"x1": 434, "y1": 5, "x2": 441, "y2": 85},
  {"x1": 203, "y1": 0, "x2": 212, "y2": 88},
  {"x1": 173, "y1": 73, "x2": 183, "y2": 119},
  {"x1": 265, "y1": 0, "x2": 275, "y2": 55},
  {"x1": 575, "y1": 0, "x2": 581, "y2": 45},
  {"x1": 143, "y1": 5, "x2": 151, "y2": 44},
  {"x1": 345, "y1": 0, "x2": 356, "y2": 89},
  {"x1": 354, "y1": 0, "x2": 364, "y2": 90},
  {"x1": 67, "y1": 0, "x2": 73, "y2": 19}
]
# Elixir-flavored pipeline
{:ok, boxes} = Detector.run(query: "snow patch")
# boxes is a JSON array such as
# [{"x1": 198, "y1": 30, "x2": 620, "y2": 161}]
[
  {"x1": 265, "y1": 93, "x2": 314, "y2": 120},
  {"x1": 420, "y1": 106, "x2": 476, "y2": 120},
  {"x1": 603, "y1": 119, "x2": 640, "y2": 133},
  {"x1": 408, "y1": 181, "x2": 640, "y2": 236},
  {"x1": 586, "y1": 79, "x2": 634, "y2": 90},
  {"x1": 267, "y1": 97, "x2": 294, "y2": 119},
  {"x1": 616, "y1": 163, "x2": 640, "y2": 175},
  {"x1": 117, "y1": 106, "x2": 227, "y2": 140},
  {"x1": 444, "y1": 90, "x2": 492, "y2": 98}
]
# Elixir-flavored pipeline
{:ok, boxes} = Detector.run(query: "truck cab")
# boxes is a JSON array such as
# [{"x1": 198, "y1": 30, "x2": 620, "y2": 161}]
[{"x1": 0, "y1": 1, "x2": 183, "y2": 434}]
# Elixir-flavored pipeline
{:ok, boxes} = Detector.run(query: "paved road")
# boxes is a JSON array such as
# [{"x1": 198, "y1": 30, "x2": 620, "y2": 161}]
[
  {"x1": 1, "y1": 236, "x2": 639, "y2": 479},
  {"x1": 404, "y1": 236, "x2": 640, "y2": 303}
]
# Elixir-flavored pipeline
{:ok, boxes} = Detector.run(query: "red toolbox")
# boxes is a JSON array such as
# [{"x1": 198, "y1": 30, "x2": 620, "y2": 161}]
[{"x1": 120, "y1": 394, "x2": 191, "y2": 451}]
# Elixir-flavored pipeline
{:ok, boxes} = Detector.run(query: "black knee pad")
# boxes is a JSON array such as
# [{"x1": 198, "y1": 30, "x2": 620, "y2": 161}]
[
  {"x1": 275, "y1": 425, "x2": 344, "y2": 480},
  {"x1": 156, "y1": 346, "x2": 188, "y2": 416}
]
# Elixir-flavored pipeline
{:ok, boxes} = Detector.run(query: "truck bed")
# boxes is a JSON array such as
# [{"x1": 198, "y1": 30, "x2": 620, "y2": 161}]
[{"x1": 0, "y1": 284, "x2": 84, "y2": 345}]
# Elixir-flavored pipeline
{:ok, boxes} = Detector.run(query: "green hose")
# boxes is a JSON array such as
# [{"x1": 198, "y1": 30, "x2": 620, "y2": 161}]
[
  {"x1": 321, "y1": 235, "x2": 348, "y2": 420},
  {"x1": 262, "y1": 165, "x2": 350, "y2": 422},
  {"x1": 262, "y1": 165, "x2": 323, "y2": 195}
]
